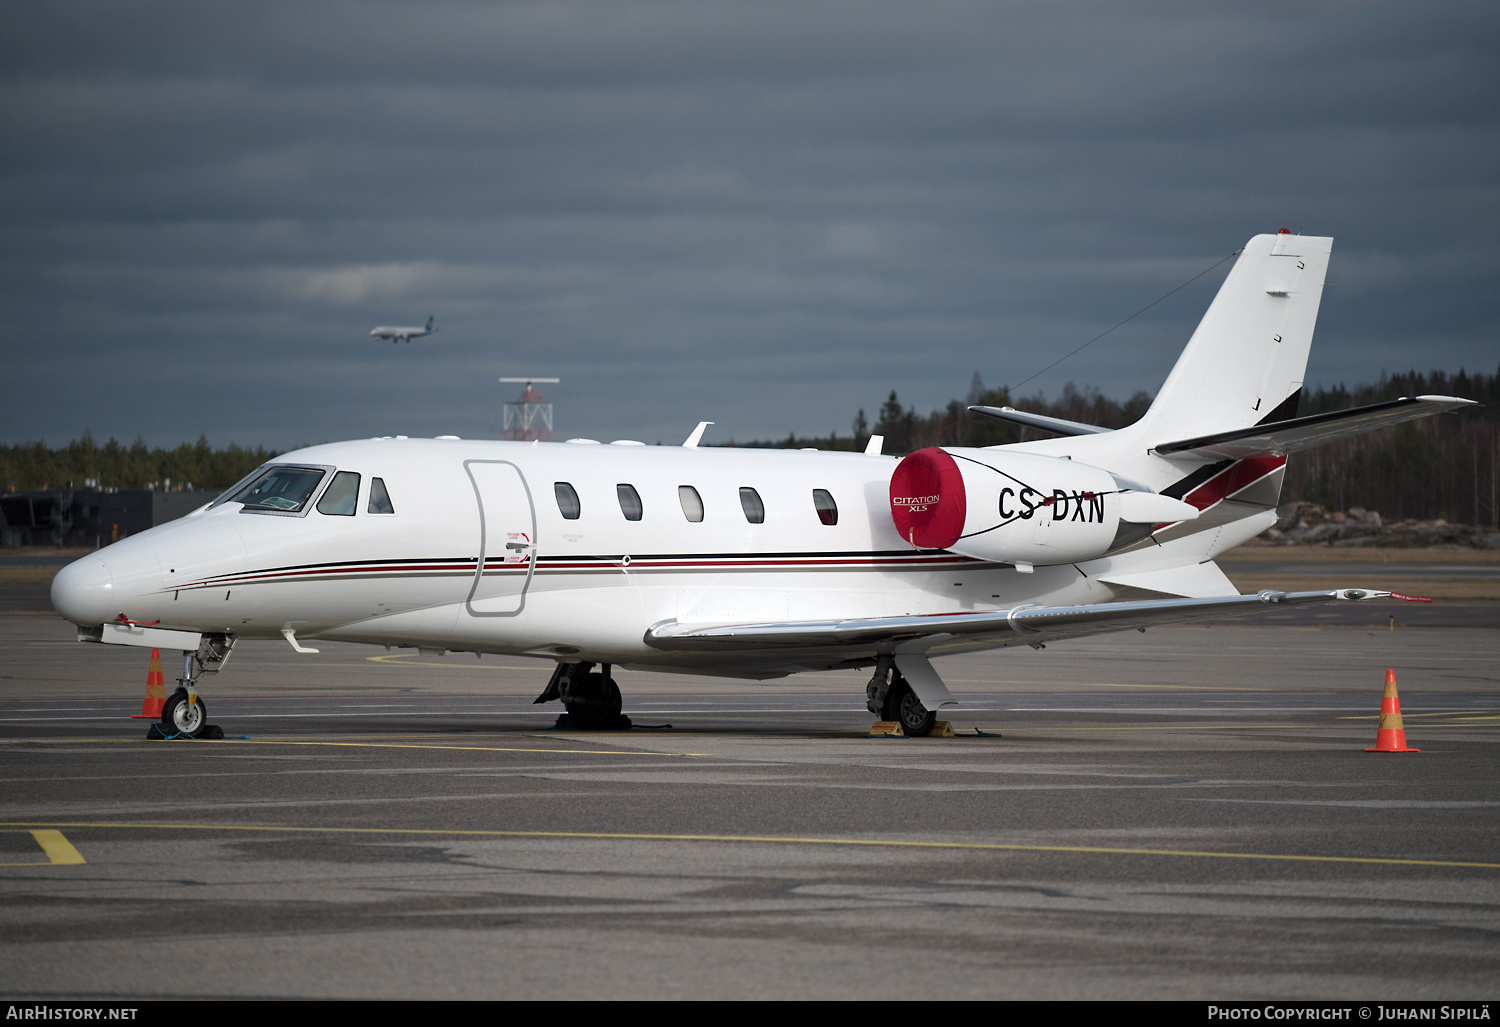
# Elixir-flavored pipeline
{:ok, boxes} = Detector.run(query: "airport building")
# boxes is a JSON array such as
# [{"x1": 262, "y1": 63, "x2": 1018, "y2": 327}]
[{"x1": 0, "y1": 487, "x2": 211, "y2": 548}]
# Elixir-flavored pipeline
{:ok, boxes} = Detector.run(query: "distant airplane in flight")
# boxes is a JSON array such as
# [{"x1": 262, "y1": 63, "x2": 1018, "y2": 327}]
[{"x1": 370, "y1": 316, "x2": 437, "y2": 342}]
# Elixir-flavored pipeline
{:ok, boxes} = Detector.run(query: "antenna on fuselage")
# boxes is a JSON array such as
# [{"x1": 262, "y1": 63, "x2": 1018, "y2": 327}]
[{"x1": 499, "y1": 377, "x2": 561, "y2": 442}]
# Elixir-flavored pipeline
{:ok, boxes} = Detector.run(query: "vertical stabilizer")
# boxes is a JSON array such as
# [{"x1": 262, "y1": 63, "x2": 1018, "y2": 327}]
[
  {"x1": 1145, "y1": 233, "x2": 1332, "y2": 442},
  {"x1": 992, "y1": 232, "x2": 1338, "y2": 566}
]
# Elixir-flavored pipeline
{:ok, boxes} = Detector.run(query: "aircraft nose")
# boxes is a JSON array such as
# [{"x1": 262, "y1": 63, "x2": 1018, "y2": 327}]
[{"x1": 51, "y1": 556, "x2": 114, "y2": 625}]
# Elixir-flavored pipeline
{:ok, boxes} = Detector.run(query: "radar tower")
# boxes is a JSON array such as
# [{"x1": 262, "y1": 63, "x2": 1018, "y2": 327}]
[{"x1": 499, "y1": 377, "x2": 560, "y2": 442}]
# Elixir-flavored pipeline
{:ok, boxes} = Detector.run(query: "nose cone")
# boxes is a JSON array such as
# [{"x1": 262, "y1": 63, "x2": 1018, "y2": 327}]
[
  {"x1": 51, "y1": 556, "x2": 113, "y2": 625},
  {"x1": 51, "y1": 539, "x2": 164, "y2": 625}
]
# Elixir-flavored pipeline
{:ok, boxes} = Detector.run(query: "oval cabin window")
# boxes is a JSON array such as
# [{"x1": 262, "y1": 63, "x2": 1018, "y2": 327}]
[
  {"x1": 738, "y1": 487, "x2": 765, "y2": 524},
  {"x1": 554, "y1": 482, "x2": 581, "y2": 520},
  {"x1": 812, "y1": 489, "x2": 838, "y2": 525},
  {"x1": 678, "y1": 486, "x2": 704, "y2": 522},
  {"x1": 617, "y1": 484, "x2": 643, "y2": 521}
]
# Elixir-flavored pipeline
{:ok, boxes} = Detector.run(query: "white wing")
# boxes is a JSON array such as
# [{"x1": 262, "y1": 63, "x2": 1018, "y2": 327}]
[{"x1": 645, "y1": 588, "x2": 1418, "y2": 657}]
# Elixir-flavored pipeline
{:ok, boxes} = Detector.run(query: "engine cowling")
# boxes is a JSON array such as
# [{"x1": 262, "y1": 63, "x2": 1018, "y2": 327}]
[{"x1": 888, "y1": 447, "x2": 1196, "y2": 566}]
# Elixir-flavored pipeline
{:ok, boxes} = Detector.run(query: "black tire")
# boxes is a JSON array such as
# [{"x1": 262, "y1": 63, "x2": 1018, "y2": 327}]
[
  {"x1": 881, "y1": 678, "x2": 935, "y2": 737},
  {"x1": 560, "y1": 671, "x2": 624, "y2": 723},
  {"x1": 161, "y1": 689, "x2": 209, "y2": 738}
]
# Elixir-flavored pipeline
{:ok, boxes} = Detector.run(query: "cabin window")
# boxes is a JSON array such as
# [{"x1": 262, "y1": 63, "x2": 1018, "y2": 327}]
[
  {"x1": 367, "y1": 477, "x2": 395, "y2": 514},
  {"x1": 316, "y1": 471, "x2": 361, "y2": 516},
  {"x1": 231, "y1": 466, "x2": 327, "y2": 513},
  {"x1": 813, "y1": 489, "x2": 838, "y2": 525},
  {"x1": 617, "y1": 484, "x2": 643, "y2": 521},
  {"x1": 555, "y1": 482, "x2": 581, "y2": 520},
  {"x1": 678, "y1": 486, "x2": 704, "y2": 522},
  {"x1": 739, "y1": 487, "x2": 765, "y2": 524}
]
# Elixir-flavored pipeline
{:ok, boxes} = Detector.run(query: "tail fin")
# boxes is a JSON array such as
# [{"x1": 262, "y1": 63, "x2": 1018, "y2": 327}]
[
  {"x1": 1122, "y1": 233, "x2": 1333, "y2": 564},
  {"x1": 1002, "y1": 233, "x2": 1333, "y2": 566},
  {"x1": 426, "y1": 316, "x2": 435, "y2": 332},
  {"x1": 1145, "y1": 232, "x2": 1332, "y2": 441}
]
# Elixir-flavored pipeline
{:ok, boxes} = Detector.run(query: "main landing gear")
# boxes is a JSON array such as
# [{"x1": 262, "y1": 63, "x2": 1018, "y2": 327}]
[
  {"x1": 533, "y1": 661, "x2": 633, "y2": 730},
  {"x1": 866, "y1": 657, "x2": 936, "y2": 737}
]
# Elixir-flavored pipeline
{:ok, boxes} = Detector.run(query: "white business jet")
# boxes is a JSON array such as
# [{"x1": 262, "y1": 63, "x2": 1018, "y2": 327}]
[
  {"x1": 370, "y1": 316, "x2": 437, "y2": 342},
  {"x1": 54, "y1": 232, "x2": 1471, "y2": 737}
]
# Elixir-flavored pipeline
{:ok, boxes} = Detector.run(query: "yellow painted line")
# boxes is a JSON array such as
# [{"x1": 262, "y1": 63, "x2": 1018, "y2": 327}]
[
  {"x1": 821, "y1": 673, "x2": 1273, "y2": 691},
  {"x1": 1354, "y1": 719, "x2": 1500, "y2": 727},
  {"x1": 1339, "y1": 712, "x2": 1500, "y2": 722},
  {"x1": 1053, "y1": 682, "x2": 1273, "y2": 692},
  {"x1": 999, "y1": 724, "x2": 1312, "y2": 731},
  {"x1": 1, "y1": 821, "x2": 1495, "y2": 870},
  {"x1": 0, "y1": 829, "x2": 85, "y2": 866},
  {"x1": 0, "y1": 737, "x2": 703, "y2": 757},
  {"x1": 175, "y1": 739, "x2": 707, "y2": 757},
  {"x1": 32, "y1": 829, "x2": 85, "y2": 864}
]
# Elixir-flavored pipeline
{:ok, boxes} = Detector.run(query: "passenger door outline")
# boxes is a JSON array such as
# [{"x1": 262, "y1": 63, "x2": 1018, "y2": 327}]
[{"x1": 464, "y1": 459, "x2": 537, "y2": 617}]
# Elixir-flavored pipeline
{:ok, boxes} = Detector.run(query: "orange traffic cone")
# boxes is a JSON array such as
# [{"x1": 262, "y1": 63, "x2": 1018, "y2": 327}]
[
  {"x1": 1365, "y1": 669, "x2": 1419, "y2": 753},
  {"x1": 131, "y1": 648, "x2": 167, "y2": 719}
]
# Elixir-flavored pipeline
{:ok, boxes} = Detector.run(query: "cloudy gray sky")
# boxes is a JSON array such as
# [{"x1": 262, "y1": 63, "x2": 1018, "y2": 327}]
[{"x1": 2, "y1": 1, "x2": 1496, "y2": 451}]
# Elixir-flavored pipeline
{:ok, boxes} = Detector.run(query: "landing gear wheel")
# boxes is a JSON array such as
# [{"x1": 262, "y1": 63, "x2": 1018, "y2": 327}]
[
  {"x1": 557, "y1": 671, "x2": 632, "y2": 730},
  {"x1": 882, "y1": 678, "x2": 935, "y2": 737},
  {"x1": 161, "y1": 688, "x2": 209, "y2": 738}
]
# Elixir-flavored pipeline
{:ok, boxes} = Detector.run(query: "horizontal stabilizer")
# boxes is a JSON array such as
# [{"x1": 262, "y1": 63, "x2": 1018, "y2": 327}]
[
  {"x1": 1152, "y1": 395, "x2": 1477, "y2": 458},
  {"x1": 645, "y1": 588, "x2": 1411, "y2": 653},
  {"x1": 968, "y1": 405, "x2": 1111, "y2": 437}
]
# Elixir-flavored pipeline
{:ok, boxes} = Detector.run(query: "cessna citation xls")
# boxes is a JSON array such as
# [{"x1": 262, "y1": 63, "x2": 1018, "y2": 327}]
[{"x1": 54, "y1": 232, "x2": 1473, "y2": 737}]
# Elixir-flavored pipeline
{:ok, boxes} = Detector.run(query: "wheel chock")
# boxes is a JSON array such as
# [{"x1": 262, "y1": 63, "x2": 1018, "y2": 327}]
[
  {"x1": 929, "y1": 720, "x2": 955, "y2": 738},
  {"x1": 146, "y1": 723, "x2": 226, "y2": 740},
  {"x1": 868, "y1": 720, "x2": 905, "y2": 737}
]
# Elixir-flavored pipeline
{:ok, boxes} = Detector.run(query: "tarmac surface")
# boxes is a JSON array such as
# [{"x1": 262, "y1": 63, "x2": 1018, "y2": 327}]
[{"x1": 0, "y1": 611, "x2": 1497, "y2": 1000}]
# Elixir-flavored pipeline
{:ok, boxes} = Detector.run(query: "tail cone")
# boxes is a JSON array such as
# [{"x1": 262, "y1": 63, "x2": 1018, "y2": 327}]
[
  {"x1": 1365, "y1": 668, "x2": 1419, "y2": 753},
  {"x1": 131, "y1": 647, "x2": 167, "y2": 719}
]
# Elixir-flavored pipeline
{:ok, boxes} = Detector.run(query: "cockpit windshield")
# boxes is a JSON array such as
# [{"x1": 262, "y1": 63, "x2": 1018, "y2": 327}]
[
  {"x1": 230, "y1": 466, "x2": 328, "y2": 513},
  {"x1": 209, "y1": 464, "x2": 269, "y2": 509}
]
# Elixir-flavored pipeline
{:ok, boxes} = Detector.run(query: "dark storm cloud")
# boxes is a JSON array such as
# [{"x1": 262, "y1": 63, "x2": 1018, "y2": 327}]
[{"x1": 2, "y1": 2, "x2": 1496, "y2": 450}]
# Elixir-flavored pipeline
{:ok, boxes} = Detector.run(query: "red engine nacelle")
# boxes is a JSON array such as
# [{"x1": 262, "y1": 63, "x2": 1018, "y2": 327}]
[
  {"x1": 889, "y1": 447, "x2": 1195, "y2": 566},
  {"x1": 888, "y1": 447, "x2": 968, "y2": 549}
]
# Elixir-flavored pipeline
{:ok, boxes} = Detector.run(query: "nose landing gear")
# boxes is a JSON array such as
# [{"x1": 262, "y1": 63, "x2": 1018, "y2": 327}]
[{"x1": 149, "y1": 635, "x2": 234, "y2": 739}]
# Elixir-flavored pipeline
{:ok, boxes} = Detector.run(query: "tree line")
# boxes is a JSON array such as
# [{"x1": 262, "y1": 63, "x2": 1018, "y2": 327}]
[
  {"x1": 1, "y1": 434, "x2": 276, "y2": 493},
  {"x1": 731, "y1": 365, "x2": 1500, "y2": 527},
  {"x1": 5, "y1": 365, "x2": 1496, "y2": 525}
]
